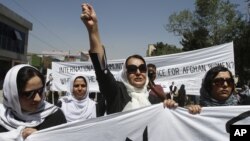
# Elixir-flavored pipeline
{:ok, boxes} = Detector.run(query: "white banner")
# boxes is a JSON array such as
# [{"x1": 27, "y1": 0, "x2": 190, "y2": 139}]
[
  {"x1": 26, "y1": 105, "x2": 250, "y2": 141},
  {"x1": 50, "y1": 42, "x2": 235, "y2": 95}
]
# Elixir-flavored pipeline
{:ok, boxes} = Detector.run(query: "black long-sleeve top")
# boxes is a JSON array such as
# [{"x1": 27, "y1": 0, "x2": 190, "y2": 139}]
[
  {"x1": 0, "y1": 109, "x2": 67, "y2": 132},
  {"x1": 90, "y1": 53, "x2": 132, "y2": 114}
]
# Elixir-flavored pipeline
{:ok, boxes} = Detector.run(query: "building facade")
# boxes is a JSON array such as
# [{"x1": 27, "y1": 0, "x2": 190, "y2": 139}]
[{"x1": 0, "y1": 4, "x2": 32, "y2": 89}]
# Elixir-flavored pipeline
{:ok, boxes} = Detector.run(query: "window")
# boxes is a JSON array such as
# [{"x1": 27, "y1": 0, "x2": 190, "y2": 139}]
[
  {"x1": 0, "y1": 21, "x2": 26, "y2": 54},
  {"x1": 14, "y1": 30, "x2": 22, "y2": 41}
]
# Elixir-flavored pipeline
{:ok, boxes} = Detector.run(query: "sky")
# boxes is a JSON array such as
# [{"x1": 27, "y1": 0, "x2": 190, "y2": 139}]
[{"x1": 0, "y1": 0, "x2": 248, "y2": 60}]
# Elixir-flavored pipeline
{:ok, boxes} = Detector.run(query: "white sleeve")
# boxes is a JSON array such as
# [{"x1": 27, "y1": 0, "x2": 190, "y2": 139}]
[{"x1": 0, "y1": 126, "x2": 25, "y2": 141}]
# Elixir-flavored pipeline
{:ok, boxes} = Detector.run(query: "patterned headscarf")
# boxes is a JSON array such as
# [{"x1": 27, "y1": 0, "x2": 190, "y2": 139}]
[
  {"x1": 199, "y1": 66, "x2": 238, "y2": 106},
  {"x1": 199, "y1": 84, "x2": 238, "y2": 106}
]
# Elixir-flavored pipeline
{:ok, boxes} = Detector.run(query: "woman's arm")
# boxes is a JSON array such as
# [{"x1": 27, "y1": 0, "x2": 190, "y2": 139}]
[
  {"x1": 81, "y1": 3, "x2": 128, "y2": 113},
  {"x1": 148, "y1": 81, "x2": 166, "y2": 101},
  {"x1": 81, "y1": 3, "x2": 104, "y2": 63}
]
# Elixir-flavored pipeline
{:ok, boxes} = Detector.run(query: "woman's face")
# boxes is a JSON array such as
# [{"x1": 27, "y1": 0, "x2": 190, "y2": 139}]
[
  {"x1": 19, "y1": 75, "x2": 44, "y2": 112},
  {"x1": 73, "y1": 77, "x2": 87, "y2": 100},
  {"x1": 147, "y1": 66, "x2": 156, "y2": 81},
  {"x1": 126, "y1": 58, "x2": 147, "y2": 88},
  {"x1": 211, "y1": 71, "x2": 234, "y2": 101}
]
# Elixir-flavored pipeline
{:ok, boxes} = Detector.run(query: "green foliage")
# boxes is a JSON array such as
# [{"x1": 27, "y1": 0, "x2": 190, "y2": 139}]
[
  {"x1": 234, "y1": 22, "x2": 250, "y2": 84},
  {"x1": 165, "y1": 0, "x2": 250, "y2": 84},
  {"x1": 165, "y1": 10, "x2": 195, "y2": 36},
  {"x1": 31, "y1": 54, "x2": 42, "y2": 68},
  {"x1": 149, "y1": 42, "x2": 182, "y2": 56},
  {"x1": 166, "y1": 0, "x2": 243, "y2": 50}
]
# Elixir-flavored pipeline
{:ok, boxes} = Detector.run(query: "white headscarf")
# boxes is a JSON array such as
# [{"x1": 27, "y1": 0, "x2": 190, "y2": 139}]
[
  {"x1": 116, "y1": 62, "x2": 151, "y2": 112},
  {"x1": 0, "y1": 64, "x2": 58, "y2": 131},
  {"x1": 59, "y1": 73, "x2": 96, "y2": 122}
]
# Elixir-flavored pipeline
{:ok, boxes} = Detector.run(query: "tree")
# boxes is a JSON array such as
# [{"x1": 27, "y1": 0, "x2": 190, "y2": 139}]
[
  {"x1": 148, "y1": 42, "x2": 182, "y2": 56},
  {"x1": 166, "y1": 0, "x2": 242, "y2": 50},
  {"x1": 165, "y1": 0, "x2": 250, "y2": 84},
  {"x1": 234, "y1": 21, "x2": 250, "y2": 84}
]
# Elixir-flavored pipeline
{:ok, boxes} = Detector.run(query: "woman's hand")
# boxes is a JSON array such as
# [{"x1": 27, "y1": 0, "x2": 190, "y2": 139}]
[
  {"x1": 163, "y1": 99, "x2": 178, "y2": 109},
  {"x1": 187, "y1": 104, "x2": 202, "y2": 114},
  {"x1": 81, "y1": 3, "x2": 98, "y2": 31},
  {"x1": 22, "y1": 127, "x2": 37, "y2": 139}
]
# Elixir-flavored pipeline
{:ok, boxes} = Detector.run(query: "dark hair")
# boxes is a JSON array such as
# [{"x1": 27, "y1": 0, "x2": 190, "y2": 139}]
[
  {"x1": 125, "y1": 54, "x2": 146, "y2": 67},
  {"x1": 179, "y1": 84, "x2": 185, "y2": 90},
  {"x1": 203, "y1": 66, "x2": 234, "y2": 94},
  {"x1": 17, "y1": 66, "x2": 45, "y2": 96},
  {"x1": 147, "y1": 63, "x2": 156, "y2": 70}
]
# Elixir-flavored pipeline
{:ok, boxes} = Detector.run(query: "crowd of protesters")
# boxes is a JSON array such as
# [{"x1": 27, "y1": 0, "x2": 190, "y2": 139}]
[{"x1": 0, "y1": 2, "x2": 250, "y2": 140}]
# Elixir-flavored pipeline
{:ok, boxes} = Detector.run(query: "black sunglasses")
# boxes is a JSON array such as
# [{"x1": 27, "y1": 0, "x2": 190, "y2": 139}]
[
  {"x1": 22, "y1": 87, "x2": 44, "y2": 99},
  {"x1": 126, "y1": 64, "x2": 147, "y2": 74},
  {"x1": 212, "y1": 78, "x2": 234, "y2": 86}
]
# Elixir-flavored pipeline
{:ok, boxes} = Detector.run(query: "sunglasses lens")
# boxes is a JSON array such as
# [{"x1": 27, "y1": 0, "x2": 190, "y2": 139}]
[
  {"x1": 226, "y1": 78, "x2": 234, "y2": 85},
  {"x1": 138, "y1": 64, "x2": 147, "y2": 73},
  {"x1": 213, "y1": 78, "x2": 234, "y2": 86},
  {"x1": 127, "y1": 65, "x2": 137, "y2": 74},
  {"x1": 22, "y1": 87, "x2": 44, "y2": 99},
  {"x1": 28, "y1": 91, "x2": 36, "y2": 99},
  {"x1": 126, "y1": 64, "x2": 147, "y2": 74}
]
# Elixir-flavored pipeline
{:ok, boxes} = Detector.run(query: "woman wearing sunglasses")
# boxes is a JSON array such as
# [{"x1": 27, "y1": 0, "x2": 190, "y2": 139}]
[
  {"x1": 81, "y1": 3, "x2": 177, "y2": 115},
  {"x1": 188, "y1": 66, "x2": 239, "y2": 114},
  {"x1": 56, "y1": 73, "x2": 97, "y2": 122},
  {"x1": 0, "y1": 64, "x2": 67, "y2": 140}
]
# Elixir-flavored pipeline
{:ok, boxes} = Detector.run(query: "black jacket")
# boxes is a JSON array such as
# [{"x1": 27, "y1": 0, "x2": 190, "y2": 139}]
[
  {"x1": 0, "y1": 109, "x2": 66, "y2": 132},
  {"x1": 90, "y1": 53, "x2": 131, "y2": 114}
]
